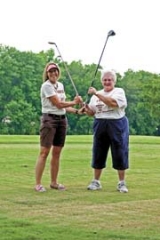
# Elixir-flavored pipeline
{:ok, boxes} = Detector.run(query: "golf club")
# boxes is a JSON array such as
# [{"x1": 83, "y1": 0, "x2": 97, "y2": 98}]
[
  {"x1": 85, "y1": 30, "x2": 116, "y2": 103},
  {"x1": 48, "y1": 42, "x2": 79, "y2": 96}
]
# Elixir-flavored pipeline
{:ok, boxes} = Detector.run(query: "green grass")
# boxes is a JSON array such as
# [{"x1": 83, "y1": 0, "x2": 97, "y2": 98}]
[{"x1": 0, "y1": 135, "x2": 160, "y2": 240}]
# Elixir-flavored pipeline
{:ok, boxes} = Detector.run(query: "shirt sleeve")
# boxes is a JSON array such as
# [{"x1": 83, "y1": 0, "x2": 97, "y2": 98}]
[
  {"x1": 88, "y1": 95, "x2": 97, "y2": 113},
  {"x1": 42, "y1": 84, "x2": 56, "y2": 98},
  {"x1": 112, "y1": 88, "x2": 127, "y2": 108}
]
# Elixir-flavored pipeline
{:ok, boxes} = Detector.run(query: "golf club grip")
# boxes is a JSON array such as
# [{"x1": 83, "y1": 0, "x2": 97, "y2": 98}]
[{"x1": 85, "y1": 93, "x2": 91, "y2": 104}]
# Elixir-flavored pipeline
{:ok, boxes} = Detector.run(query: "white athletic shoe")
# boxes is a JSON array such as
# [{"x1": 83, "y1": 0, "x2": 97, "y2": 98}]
[
  {"x1": 87, "y1": 180, "x2": 102, "y2": 190},
  {"x1": 117, "y1": 182, "x2": 128, "y2": 193}
]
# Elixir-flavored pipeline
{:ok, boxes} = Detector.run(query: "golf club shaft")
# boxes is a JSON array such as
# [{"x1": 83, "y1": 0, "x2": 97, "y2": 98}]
[{"x1": 48, "y1": 42, "x2": 79, "y2": 96}]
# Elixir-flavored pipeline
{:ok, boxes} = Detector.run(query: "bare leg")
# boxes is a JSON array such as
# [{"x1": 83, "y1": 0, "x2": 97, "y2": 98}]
[
  {"x1": 50, "y1": 146, "x2": 63, "y2": 186},
  {"x1": 117, "y1": 170, "x2": 125, "y2": 181},
  {"x1": 35, "y1": 146, "x2": 50, "y2": 185},
  {"x1": 94, "y1": 169, "x2": 103, "y2": 180}
]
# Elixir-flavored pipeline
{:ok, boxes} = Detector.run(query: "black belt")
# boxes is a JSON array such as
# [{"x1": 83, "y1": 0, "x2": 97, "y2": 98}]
[{"x1": 43, "y1": 113, "x2": 66, "y2": 120}]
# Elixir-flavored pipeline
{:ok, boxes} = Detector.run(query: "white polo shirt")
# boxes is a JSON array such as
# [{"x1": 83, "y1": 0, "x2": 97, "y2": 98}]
[
  {"x1": 41, "y1": 80, "x2": 66, "y2": 115},
  {"x1": 88, "y1": 87, "x2": 127, "y2": 119}
]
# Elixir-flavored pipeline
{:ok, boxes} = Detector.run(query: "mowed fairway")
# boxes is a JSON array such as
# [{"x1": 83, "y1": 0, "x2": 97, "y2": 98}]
[{"x1": 0, "y1": 135, "x2": 160, "y2": 240}]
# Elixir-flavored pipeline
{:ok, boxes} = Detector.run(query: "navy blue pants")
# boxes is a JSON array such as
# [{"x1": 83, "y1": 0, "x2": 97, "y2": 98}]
[{"x1": 92, "y1": 116, "x2": 129, "y2": 170}]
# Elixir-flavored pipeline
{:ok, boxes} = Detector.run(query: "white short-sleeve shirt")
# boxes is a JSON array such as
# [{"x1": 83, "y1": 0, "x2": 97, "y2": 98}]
[
  {"x1": 88, "y1": 87, "x2": 127, "y2": 119},
  {"x1": 41, "y1": 80, "x2": 66, "y2": 115}
]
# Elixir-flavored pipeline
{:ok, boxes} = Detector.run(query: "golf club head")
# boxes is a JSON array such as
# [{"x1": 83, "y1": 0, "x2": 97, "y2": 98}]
[
  {"x1": 108, "y1": 30, "x2": 116, "y2": 37},
  {"x1": 48, "y1": 41, "x2": 57, "y2": 46}
]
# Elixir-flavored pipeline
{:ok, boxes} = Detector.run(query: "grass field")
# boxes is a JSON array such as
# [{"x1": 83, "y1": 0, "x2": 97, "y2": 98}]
[{"x1": 0, "y1": 135, "x2": 160, "y2": 240}]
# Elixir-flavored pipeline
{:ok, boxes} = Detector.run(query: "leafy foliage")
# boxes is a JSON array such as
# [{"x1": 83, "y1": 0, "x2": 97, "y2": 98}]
[
  {"x1": 117, "y1": 70, "x2": 160, "y2": 135},
  {"x1": 0, "y1": 45, "x2": 160, "y2": 135}
]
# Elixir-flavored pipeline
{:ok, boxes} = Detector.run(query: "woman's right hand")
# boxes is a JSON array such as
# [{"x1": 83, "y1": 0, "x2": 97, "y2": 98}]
[{"x1": 74, "y1": 95, "x2": 83, "y2": 104}]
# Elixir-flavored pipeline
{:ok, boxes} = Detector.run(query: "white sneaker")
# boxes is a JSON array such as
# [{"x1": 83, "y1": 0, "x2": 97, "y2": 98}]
[
  {"x1": 117, "y1": 182, "x2": 128, "y2": 193},
  {"x1": 87, "y1": 180, "x2": 102, "y2": 190}
]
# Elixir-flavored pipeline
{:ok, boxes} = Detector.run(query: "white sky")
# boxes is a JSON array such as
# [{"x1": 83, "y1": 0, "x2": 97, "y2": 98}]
[{"x1": 0, "y1": 0, "x2": 160, "y2": 74}]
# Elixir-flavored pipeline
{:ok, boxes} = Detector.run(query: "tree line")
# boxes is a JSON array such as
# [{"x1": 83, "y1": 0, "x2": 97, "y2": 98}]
[{"x1": 0, "y1": 45, "x2": 160, "y2": 135}]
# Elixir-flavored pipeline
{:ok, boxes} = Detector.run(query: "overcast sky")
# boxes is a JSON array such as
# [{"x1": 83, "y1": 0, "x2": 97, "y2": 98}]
[{"x1": 0, "y1": 0, "x2": 160, "y2": 74}]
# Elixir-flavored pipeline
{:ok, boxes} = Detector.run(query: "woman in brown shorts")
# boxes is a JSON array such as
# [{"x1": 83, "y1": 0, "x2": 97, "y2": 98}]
[{"x1": 34, "y1": 62, "x2": 82, "y2": 192}]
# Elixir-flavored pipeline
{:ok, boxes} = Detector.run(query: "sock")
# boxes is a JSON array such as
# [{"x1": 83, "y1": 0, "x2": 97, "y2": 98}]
[
  {"x1": 119, "y1": 180, "x2": 125, "y2": 184},
  {"x1": 94, "y1": 179, "x2": 100, "y2": 183}
]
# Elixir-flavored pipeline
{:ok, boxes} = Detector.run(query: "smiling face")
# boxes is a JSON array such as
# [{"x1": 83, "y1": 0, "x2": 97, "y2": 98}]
[
  {"x1": 47, "y1": 67, "x2": 60, "y2": 84},
  {"x1": 101, "y1": 72, "x2": 116, "y2": 92}
]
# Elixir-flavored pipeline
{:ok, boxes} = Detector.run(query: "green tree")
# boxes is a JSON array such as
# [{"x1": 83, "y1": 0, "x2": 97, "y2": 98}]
[{"x1": 1, "y1": 45, "x2": 160, "y2": 135}]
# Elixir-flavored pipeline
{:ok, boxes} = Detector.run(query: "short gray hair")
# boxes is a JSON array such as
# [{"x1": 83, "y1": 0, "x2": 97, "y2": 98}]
[{"x1": 101, "y1": 69, "x2": 117, "y2": 83}]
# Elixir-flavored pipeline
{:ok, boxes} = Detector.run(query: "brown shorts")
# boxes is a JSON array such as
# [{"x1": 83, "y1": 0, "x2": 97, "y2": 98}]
[{"x1": 40, "y1": 114, "x2": 67, "y2": 148}]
